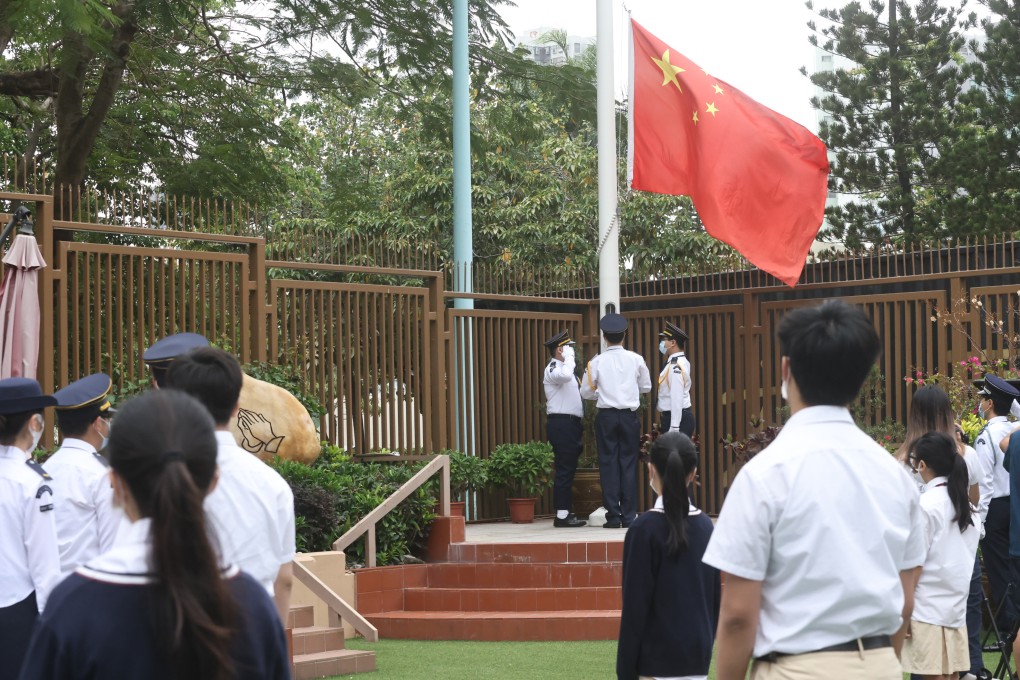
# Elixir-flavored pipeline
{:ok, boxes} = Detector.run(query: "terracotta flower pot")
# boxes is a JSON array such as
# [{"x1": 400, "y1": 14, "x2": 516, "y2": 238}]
[
  {"x1": 507, "y1": 497, "x2": 537, "y2": 524},
  {"x1": 450, "y1": 501, "x2": 466, "y2": 517}
]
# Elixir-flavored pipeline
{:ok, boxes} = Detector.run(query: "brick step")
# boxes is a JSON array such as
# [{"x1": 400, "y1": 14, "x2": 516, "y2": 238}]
[
  {"x1": 291, "y1": 626, "x2": 346, "y2": 655},
  {"x1": 367, "y1": 610, "x2": 621, "y2": 641},
  {"x1": 404, "y1": 586, "x2": 620, "y2": 612},
  {"x1": 449, "y1": 541, "x2": 624, "y2": 564},
  {"x1": 424, "y1": 562, "x2": 622, "y2": 589},
  {"x1": 287, "y1": 605, "x2": 315, "y2": 629},
  {"x1": 292, "y1": 649, "x2": 376, "y2": 680}
]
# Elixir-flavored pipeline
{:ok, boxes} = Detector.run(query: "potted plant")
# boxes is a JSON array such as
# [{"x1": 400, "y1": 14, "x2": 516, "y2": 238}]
[
  {"x1": 487, "y1": 441, "x2": 555, "y2": 523},
  {"x1": 444, "y1": 449, "x2": 487, "y2": 517}
]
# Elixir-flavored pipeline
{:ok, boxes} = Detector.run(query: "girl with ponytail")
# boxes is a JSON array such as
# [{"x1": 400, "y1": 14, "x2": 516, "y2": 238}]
[
  {"x1": 616, "y1": 432, "x2": 720, "y2": 680},
  {"x1": 900, "y1": 431, "x2": 980, "y2": 680},
  {"x1": 19, "y1": 390, "x2": 290, "y2": 680}
]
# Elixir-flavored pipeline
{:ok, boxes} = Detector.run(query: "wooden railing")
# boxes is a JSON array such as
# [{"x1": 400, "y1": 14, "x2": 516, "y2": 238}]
[
  {"x1": 292, "y1": 561, "x2": 379, "y2": 642},
  {"x1": 332, "y1": 454, "x2": 451, "y2": 567}
]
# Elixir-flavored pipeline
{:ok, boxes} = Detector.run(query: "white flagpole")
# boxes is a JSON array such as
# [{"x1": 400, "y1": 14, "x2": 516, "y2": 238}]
[{"x1": 596, "y1": 0, "x2": 620, "y2": 329}]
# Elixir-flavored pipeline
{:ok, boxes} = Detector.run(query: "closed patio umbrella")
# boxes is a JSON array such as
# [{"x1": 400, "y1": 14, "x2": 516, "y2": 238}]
[{"x1": 0, "y1": 210, "x2": 45, "y2": 379}]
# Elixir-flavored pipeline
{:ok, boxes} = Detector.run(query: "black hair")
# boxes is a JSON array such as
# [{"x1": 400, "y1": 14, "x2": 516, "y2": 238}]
[
  {"x1": 548, "y1": 345, "x2": 559, "y2": 358},
  {"x1": 988, "y1": 392, "x2": 1013, "y2": 418},
  {"x1": 0, "y1": 410, "x2": 41, "y2": 445},
  {"x1": 912, "y1": 431, "x2": 973, "y2": 533},
  {"x1": 777, "y1": 300, "x2": 880, "y2": 407},
  {"x1": 150, "y1": 365, "x2": 169, "y2": 388},
  {"x1": 604, "y1": 331, "x2": 625, "y2": 344},
  {"x1": 107, "y1": 389, "x2": 236, "y2": 680},
  {"x1": 164, "y1": 347, "x2": 243, "y2": 426},
  {"x1": 56, "y1": 408, "x2": 104, "y2": 438},
  {"x1": 648, "y1": 432, "x2": 698, "y2": 556}
]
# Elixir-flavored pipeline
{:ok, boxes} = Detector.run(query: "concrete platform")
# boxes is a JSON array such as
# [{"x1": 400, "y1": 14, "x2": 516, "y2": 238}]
[{"x1": 463, "y1": 518, "x2": 627, "y2": 544}]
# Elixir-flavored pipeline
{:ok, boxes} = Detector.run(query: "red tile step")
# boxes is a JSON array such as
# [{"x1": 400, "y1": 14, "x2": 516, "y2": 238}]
[
  {"x1": 366, "y1": 609, "x2": 620, "y2": 641},
  {"x1": 423, "y1": 562, "x2": 621, "y2": 589},
  {"x1": 288, "y1": 606, "x2": 375, "y2": 679},
  {"x1": 448, "y1": 541, "x2": 623, "y2": 564},
  {"x1": 404, "y1": 586, "x2": 621, "y2": 612}
]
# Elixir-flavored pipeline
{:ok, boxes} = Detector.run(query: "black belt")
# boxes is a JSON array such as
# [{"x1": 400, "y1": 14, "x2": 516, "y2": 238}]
[
  {"x1": 599, "y1": 407, "x2": 636, "y2": 412},
  {"x1": 547, "y1": 414, "x2": 581, "y2": 421},
  {"x1": 754, "y1": 635, "x2": 892, "y2": 663}
]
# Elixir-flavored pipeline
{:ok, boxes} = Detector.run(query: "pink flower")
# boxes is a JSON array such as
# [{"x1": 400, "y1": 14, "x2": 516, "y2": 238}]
[
  {"x1": 884, "y1": 435, "x2": 891, "y2": 441},
  {"x1": 960, "y1": 360, "x2": 967, "y2": 366},
  {"x1": 905, "y1": 377, "x2": 914, "y2": 384},
  {"x1": 916, "y1": 371, "x2": 923, "y2": 378}
]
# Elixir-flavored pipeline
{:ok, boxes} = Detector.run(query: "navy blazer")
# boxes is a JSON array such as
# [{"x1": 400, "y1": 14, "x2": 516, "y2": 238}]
[{"x1": 617, "y1": 509, "x2": 720, "y2": 680}]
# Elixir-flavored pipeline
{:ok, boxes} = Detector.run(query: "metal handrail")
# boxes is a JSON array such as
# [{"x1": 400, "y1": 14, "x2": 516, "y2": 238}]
[
  {"x1": 292, "y1": 560, "x2": 379, "y2": 642},
  {"x1": 332, "y1": 454, "x2": 450, "y2": 567}
]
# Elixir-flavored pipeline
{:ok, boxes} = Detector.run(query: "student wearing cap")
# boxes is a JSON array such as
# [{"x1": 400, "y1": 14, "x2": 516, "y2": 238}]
[
  {"x1": 580, "y1": 313, "x2": 652, "y2": 529},
  {"x1": 973, "y1": 374, "x2": 1020, "y2": 637},
  {"x1": 44, "y1": 373, "x2": 122, "y2": 578},
  {"x1": 142, "y1": 332, "x2": 210, "y2": 388},
  {"x1": 164, "y1": 347, "x2": 296, "y2": 624},
  {"x1": 704, "y1": 301, "x2": 925, "y2": 680},
  {"x1": 656, "y1": 321, "x2": 694, "y2": 437},
  {"x1": 543, "y1": 330, "x2": 586, "y2": 528},
  {"x1": 0, "y1": 378, "x2": 61, "y2": 679}
]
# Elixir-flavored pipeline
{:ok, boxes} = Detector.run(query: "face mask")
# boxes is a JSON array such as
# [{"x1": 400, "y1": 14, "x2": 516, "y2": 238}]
[
  {"x1": 781, "y1": 380, "x2": 788, "y2": 401},
  {"x1": 97, "y1": 419, "x2": 110, "y2": 450},
  {"x1": 28, "y1": 414, "x2": 43, "y2": 454},
  {"x1": 658, "y1": 340, "x2": 667, "y2": 355}
]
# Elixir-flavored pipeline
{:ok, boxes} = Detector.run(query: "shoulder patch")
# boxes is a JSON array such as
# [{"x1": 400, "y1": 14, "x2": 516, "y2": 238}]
[
  {"x1": 977, "y1": 438, "x2": 987, "y2": 448},
  {"x1": 92, "y1": 451, "x2": 110, "y2": 468},
  {"x1": 26, "y1": 459, "x2": 52, "y2": 480},
  {"x1": 36, "y1": 484, "x2": 52, "y2": 499}
]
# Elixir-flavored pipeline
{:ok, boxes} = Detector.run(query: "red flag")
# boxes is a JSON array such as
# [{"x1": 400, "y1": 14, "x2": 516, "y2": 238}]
[{"x1": 628, "y1": 19, "x2": 829, "y2": 287}]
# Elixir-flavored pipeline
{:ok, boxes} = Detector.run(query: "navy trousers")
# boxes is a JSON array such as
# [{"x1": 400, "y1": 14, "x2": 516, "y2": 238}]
[
  {"x1": 595, "y1": 408, "x2": 641, "y2": 524},
  {"x1": 659, "y1": 409, "x2": 695, "y2": 437},
  {"x1": 966, "y1": 551, "x2": 983, "y2": 675},
  {"x1": 0, "y1": 591, "x2": 37, "y2": 680},
  {"x1": 547, "y1": 414, "x2": 583, "y2": 511},
  {"x1": 984, "y1": 496, "x2": 1016, "y2": 633}
]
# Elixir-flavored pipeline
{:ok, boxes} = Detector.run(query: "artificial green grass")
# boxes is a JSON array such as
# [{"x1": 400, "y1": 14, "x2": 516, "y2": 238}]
[{"x1": 336, "y1": 639, "x2": 1007, "y2": 679}]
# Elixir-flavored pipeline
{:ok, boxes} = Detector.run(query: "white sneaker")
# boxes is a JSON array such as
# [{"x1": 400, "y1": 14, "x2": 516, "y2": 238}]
[{"x1": 959, "y1": 673, "x2": 977, "y2": 680}]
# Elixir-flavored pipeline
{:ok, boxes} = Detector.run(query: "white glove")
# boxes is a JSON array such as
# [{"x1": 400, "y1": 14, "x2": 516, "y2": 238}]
[{"x1": 562, "y1": 345, "x2": 575, "y2": 361}]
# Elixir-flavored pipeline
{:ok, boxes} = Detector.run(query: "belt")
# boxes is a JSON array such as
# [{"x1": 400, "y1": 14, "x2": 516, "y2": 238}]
[
  {"x1": 599, "y1": 407, "x2": 636, "y2": 412},
  {"x1": 754, "y1": 635, "x2": 892, "y2": 663},
  {"x1": 547, "y1": 413, "x2": 581, "y2": 421}
]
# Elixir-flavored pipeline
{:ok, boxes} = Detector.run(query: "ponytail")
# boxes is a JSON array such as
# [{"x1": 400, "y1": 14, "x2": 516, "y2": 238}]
[
  {"x1": 649, "y1": 432, "x2": 699, "y2": 557},
  {"x1": 108, "y1": 390, "x2": 237, "y2": 680},
  {"x1": 912, "y1": 431, "x2": 974, "y2": 534},
  {"x1": 947, "y1": 451, "x2": 973, "y2": 533}
]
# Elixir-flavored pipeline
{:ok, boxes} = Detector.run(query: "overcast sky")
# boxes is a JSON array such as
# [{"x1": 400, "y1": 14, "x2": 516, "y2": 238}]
[{"x1": 497, "y1": 0, "x2": 838, "y2": 133}]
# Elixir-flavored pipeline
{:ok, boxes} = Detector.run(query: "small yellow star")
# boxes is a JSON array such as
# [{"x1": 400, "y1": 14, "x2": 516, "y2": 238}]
[
  {"x1": 713, "y1": 84, "x2": 724, "y2": 95},
  {"x1": 706, "y1": 102, "x2": 719, "y2": 116},
  {"x1": 651, "y1": 50, "x2": 686, "y2": 92},
  {"x1": 701, "y1": 67, "x2": 710, "y2": 76},
  {"x1": 692, "y1": 110, "x2": 699, "y2": 125}
]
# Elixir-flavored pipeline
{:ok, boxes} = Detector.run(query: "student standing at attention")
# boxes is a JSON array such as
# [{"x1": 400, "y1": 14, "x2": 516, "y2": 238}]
[
  {"x1": 703, "y1": 300, "x2": 926, "y2": 680},
  {"x1": 617, "y1": 431, "x2": 719, "y2": 680}
]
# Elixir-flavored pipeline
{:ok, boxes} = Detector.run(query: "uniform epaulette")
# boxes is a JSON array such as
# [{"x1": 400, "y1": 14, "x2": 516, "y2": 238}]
[
  {"x1": 92, "y1": 451, "x2": 111, "y2": 468},
  {"x1": 25, "y1": 459, "x2": 52, "y2": 480}
]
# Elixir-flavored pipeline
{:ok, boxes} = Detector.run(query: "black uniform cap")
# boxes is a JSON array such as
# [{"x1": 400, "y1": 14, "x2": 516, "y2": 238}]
[
  {"x1": 0, "y1": 378, "x2": 56, "y2": 414},
  {"x1": 977, "y1": 374, "x2": 1020, "y2": 400},
  {"x1": 599, "y1": 313, "x2": 628, "y2": 334},
  {"x1": 659, "y1": 321, "x2": 688, "y2": 343},
  {"x1": 543, "y1": 330, "x2": 575, "y2": 348},
  {"x1": 54, "y1": 373, "x2": 114, "y2": 421},
  {"x1": 142, "y1": 333, "x2": 210, "y2": 367}
]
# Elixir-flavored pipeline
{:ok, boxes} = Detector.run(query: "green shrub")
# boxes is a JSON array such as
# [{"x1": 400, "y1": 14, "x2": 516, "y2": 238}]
[
  {"x1": 273, "y1": 443, "x2": 438, "y2": 566},
  {"x1": 444, "y1": 449, "x2": 487, "y2": 500},
  {"x1": 487, "y1": 441, "x2": 554, "y2": 498}
]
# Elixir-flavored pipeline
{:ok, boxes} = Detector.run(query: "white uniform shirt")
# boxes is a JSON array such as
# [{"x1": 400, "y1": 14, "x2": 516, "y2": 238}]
[
  {"x1": 912, "y1": 476, "x2": 980, "y2": 628},
  {"x1": 579, "y1": 345, "x2": 652, "y2": 410},
  {"x1": 702, "y1": 406, "x2": 926, "y2": 657},
  {"x1": 975, "y1": 416, "x2": 1012, "y2": 501},
  {"x1": 205, "y1": 431, "x2": 296, "y2": 596},
  {"x1": 44, "y1": 438, "x2": 122, "y2": 577},
  {"x1": 656, "y1": 351, "x2": 692, "y2": 429},
  {"x1": 0, "y1": 445, "x2": 62, "y2": 611},
  {"x1": 543, "y1": 349, "x2": 583, "y2": 418}
]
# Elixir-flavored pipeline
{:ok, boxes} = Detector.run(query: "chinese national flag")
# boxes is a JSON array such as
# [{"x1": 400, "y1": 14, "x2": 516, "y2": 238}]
[{"x1": 628, "y1": 19, "x2": 829, "y2": 287}]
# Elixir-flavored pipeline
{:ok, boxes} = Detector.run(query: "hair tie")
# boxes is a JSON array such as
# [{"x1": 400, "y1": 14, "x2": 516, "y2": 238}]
[{"x1": 160, "y1": 450, "x2": 184, "y2": 464}]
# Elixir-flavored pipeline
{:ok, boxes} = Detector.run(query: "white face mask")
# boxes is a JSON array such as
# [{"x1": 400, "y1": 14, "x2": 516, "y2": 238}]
[
  {"x1": 28, "y1": 414, "x2": 43, "y2": 454},
  {"x1": 97, "y1": 418, "x2": 110, "y2": 450},
  {"x1": 781, "y1": 380, "x2": 788, "y2": 401},
  {"x1": 658, "y1": 340, "x2": 667, "y2": 355}
]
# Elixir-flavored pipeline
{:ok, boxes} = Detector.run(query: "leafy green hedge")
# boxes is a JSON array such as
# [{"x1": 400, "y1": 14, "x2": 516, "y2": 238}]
[{"x1": 272, "y1": 444, "x2": 438, "y2": 567}]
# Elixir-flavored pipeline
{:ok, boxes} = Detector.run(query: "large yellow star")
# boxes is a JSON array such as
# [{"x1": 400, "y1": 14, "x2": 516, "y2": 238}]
[
  {"x1": 706, "y1": 102, "x2": 719, "y2": 116},
  {"x1": 651, "y1": 50, "x2": 685, "y2": 92}
]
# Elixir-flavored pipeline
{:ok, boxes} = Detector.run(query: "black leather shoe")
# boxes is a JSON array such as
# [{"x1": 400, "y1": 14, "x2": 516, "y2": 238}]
[
  {"x1": 553, "y1": 514, "x2": 587, "y2": 528},
  {"x1": 603, "y1": 519, "x2": 623, "y2": 529}
]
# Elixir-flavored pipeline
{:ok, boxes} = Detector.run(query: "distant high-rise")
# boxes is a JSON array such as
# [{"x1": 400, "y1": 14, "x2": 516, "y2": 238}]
[{"x1": 514, "y1": 27, "x2": 595, "y2": 66}]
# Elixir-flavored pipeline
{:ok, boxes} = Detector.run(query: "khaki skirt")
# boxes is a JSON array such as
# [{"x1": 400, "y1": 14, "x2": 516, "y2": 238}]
[{"x1": 901, "y1": 620, "x2": 969, "y2": 674}]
